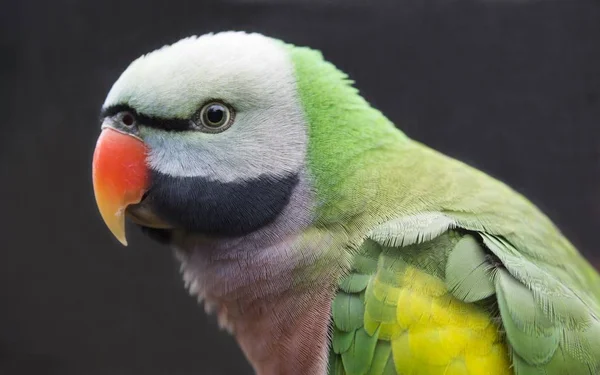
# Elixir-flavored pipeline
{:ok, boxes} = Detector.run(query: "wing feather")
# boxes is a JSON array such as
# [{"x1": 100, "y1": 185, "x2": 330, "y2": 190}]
[{"x1": 329, "y1": 212, "x2": 600, "y2": 374}]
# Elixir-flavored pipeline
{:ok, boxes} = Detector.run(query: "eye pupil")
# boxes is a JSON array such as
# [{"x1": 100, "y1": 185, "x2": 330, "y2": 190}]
[
  {"x1": 206, "y1": 105, "x2": 225, "y2": 125},
  {"x1": 122, "y1": 113, "x2": 135, "y2": 126},
  {"x1": 197, "y1": 101, "x2": 233, "y2": 132}
]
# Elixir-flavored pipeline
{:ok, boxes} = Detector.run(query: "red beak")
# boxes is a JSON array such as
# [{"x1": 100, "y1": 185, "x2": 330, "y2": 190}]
[{"x1": 92, "y1": 127, "x2": 149, "y2": 245}]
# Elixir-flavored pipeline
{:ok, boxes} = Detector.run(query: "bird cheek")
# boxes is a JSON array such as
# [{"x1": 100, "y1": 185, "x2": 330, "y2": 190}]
[{"x1": 92, "y1": 127, "x2": 149, "y2": 246}]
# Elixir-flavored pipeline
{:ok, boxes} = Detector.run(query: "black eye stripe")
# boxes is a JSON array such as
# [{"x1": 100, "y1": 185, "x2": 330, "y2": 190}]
[{"x1": 100, "y1": 104, "x2": 195, "y2": 132}]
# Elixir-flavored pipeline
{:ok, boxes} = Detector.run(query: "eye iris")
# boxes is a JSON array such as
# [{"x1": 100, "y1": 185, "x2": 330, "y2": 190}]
[{"x1": 206, "y1": 105, "x2": 225, "y2": 125}]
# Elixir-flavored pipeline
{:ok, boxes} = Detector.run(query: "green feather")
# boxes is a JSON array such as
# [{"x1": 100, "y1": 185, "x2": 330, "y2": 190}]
[
  {"x1": 495, "y1": 269, "x2": 559, "y2": 365},
  {"x1": 544, "y1": 346, "x2": 593, "y2": 375},
  {"x1": 511, "y1": 351, "x2": 543, "y2": 375},
  {"x1": 353, "y1": 255, "x2": 379, "y2": 275},
  {"x1": 333, "y1": 292, "x2": 365, "y2": 332},
  {"x1": 365, "y1": 291, "x2": 397, "y2": 324},
  {"x1": 341, "y1": 327, "x2": 380, "y2": 375},
  {"x1": 381, "y1": 356, "x2": 396, "y2": 375},
  {"x1": 329, "y1": 349, "x2": 346, "y2": 375},
  {"x1": 445, "y1": 234, "x2": 495, "y2": 303},
  {"x1": 483, "y1": 234, "x2": 600, "y2": 374},
  {"x1": 333, "y1": 327, "x2": 356, "y2": 354},
  {"x1": 482, "y1": 234, "x2": 591, "y2": 328},
  {"x1": 359, "y1": 289, "x2": 366, "y2": 304},
  {"x1": 366, "y1": 341, "x2": 392, "y2": 375},
  {"x1": 340, "y1": 273, "x2": 371, "y2": 294}
]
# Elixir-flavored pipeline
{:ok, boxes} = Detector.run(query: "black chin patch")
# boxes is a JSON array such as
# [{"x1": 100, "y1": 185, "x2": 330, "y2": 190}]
[
  {"x1": 144, "y1": 170, "x2": 299, "y2": 237},
  {"x1": 139, "y1": 226, "x2": 173, "y2": 245}
]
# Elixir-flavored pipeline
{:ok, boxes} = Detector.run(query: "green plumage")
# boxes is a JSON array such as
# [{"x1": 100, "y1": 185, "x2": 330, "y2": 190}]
[
  {"x1": 288, "y1": 43, "x2": 600, "y2": 374},
  {"x1": 341, "y1": 327, "x2": 380, "y2": 375},
  {"x1": 333, "y1": 292, "x2": 365, "y2": 332},
  {"x1": 483, "y1": 234, "x2": 600, "y2": 374},
  {"x1": 340, "y1": 274, "x2": 372, "y2": 294},
  {"x1": 445, "y1": 235, "x2": 496, "y2": 303},
  {"x1": 367, "y1": 341, "x2": 392, "y2": 375}
]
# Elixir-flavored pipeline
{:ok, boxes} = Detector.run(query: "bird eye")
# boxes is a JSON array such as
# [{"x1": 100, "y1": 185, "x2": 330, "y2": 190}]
[
  {"x1": 197, "y1": 101, "x2": 234, "y2": 132},
  {"x1": 121, "y1": 112, "x2": 135, "y2": 127}
]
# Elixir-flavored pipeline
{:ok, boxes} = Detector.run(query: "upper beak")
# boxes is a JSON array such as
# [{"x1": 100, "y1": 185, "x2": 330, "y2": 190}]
[{"x1": 92, "y1": 126, "x2": 149, "y2": 246}]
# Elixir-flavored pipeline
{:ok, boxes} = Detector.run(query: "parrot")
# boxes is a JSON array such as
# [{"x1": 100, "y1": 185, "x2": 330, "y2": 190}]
[{"x1": 91, "y1": 31, "x2": 600, "y2": 375}]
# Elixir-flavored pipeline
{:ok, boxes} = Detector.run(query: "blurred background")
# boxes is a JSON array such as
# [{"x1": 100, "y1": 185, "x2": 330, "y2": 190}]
[{"x1": 1, "y1": 0, "x2": 600, "y2": 374}]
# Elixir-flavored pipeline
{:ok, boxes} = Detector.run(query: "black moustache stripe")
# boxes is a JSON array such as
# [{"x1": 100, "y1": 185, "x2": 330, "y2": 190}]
[
  {"x1": 100, "y1": 104, "x2": 194, "y2": 131},
  {"x1": 144, "y1": 170, "x2": 300, "y2": 236}
]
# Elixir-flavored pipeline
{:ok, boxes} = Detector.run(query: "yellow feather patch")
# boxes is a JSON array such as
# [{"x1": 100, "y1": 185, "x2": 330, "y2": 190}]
[{"x1": 367, "y1": 266, "x2": 512, "y2": 374}]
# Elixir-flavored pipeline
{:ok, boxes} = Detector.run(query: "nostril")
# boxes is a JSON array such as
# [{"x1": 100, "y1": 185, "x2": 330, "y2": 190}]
[{"x1": 122, "y1": 113, "x2": 135, "y2": 126}]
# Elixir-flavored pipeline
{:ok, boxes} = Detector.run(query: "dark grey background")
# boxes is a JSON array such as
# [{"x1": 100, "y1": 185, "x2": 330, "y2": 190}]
[{"x1": 1, "y1": 0, "x2": 599, "y2": 374}]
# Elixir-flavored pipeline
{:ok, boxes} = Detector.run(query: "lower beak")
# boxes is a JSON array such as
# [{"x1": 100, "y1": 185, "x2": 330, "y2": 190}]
[{"x1": 92, "y1": 127, "x2": 149, "y2": 246}]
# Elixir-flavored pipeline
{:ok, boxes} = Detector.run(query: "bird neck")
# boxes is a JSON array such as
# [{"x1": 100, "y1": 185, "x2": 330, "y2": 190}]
[
  {"x1": 233, "y1": 285, "x2": 334, "y2": 375},
  {"x1": 175, "y1": 225, "x2": 343, "y2": 375},
  {"x1": 289, "y1": 44, "x2": 411, "y2": 225}
]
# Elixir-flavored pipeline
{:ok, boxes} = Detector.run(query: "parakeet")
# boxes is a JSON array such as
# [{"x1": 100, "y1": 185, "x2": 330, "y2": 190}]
[{"x1": 92, "y1": 32, "x2": 600, "y2": 375}]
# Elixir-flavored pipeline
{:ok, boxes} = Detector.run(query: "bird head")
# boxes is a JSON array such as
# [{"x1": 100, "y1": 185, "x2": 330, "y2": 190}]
[{"x1": 92, "y1": 31, "x2": 398, "y2": 246}]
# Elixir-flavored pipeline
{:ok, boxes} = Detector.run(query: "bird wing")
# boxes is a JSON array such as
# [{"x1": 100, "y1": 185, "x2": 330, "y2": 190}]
[{"x1": 329, "y1": 214, "x2": 600, "y2": 375}]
